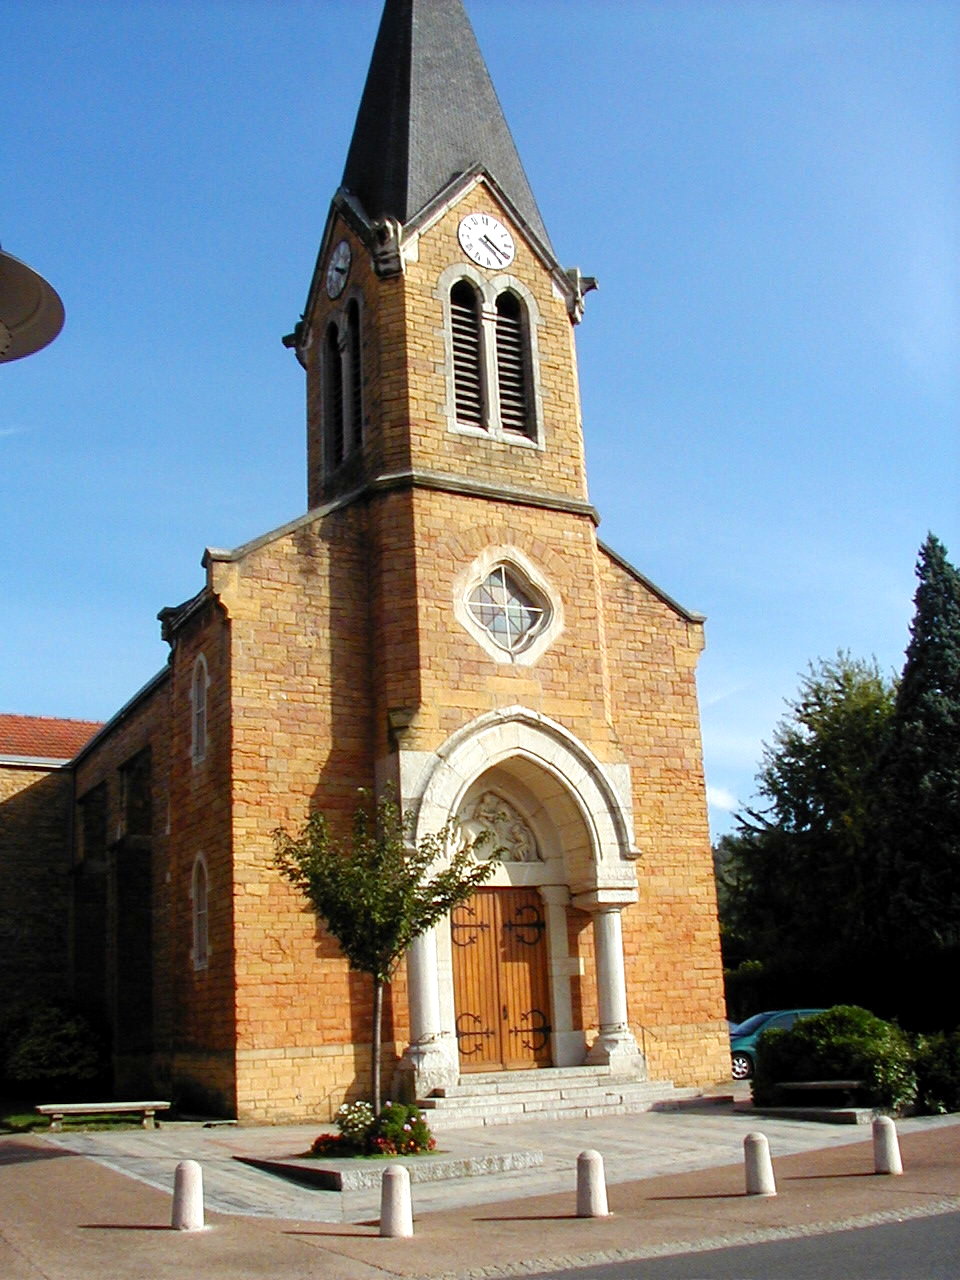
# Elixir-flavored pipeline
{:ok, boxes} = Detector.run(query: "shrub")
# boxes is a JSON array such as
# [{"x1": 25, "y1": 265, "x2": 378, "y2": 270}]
[
  {"x1": 0, "y1": 1002, "x2": 104, "y2": 1095},
  {"x1": 311, "y1": 1098, "x2": 436, "y2": 1157},
  {"x1": 913, "y1": 1030, "x2": 960, "y2": 1115},
  {"x1": 753, "y1": 1005, "x2": 916, "y2": 1112}
]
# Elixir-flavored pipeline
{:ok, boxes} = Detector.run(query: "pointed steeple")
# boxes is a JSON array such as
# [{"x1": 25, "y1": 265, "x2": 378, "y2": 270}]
[{"x1": 341, "y1": 0, "x2": 553, "y2": 252}]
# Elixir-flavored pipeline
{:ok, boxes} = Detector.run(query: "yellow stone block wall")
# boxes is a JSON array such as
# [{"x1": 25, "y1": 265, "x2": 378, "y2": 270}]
[
  {"x1": 72, "y1": 675, "x2": 179, "y2": 1095},
  {"x1": 400, "y1": 184, "x2": 589, "y2": 504},
  {"x1": 207, "y1": 503, "x2": 421, "y2": 1120},
  {"x1": 307, "y1": 182, "x2": 589, "y2": 512},
  {"x1": 598, "y1": 551, "x2": 729, "y2": 1085},
  {"x1": 163, "y1": 600, "x2": 238, "y2": 1113},
  {"x1": 0, "y1": 762, "x2": 75, "y2": 1002}
]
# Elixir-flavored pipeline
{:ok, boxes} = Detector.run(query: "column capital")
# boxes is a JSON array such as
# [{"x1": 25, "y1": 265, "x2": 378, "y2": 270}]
[{"x1": 570, "y1": 888, "x2": 637, "y2": 912}]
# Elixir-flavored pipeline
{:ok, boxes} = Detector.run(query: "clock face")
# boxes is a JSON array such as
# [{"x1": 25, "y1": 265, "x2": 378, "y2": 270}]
[
  {"x1": 325, "y1": 239, "x2": 352, "y2": 298},
  {"x1": 458, "y1": 213, "x2": 515, "y2": 270}
]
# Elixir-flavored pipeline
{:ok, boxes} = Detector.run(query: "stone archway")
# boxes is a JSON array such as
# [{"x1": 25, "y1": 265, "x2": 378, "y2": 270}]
[{"x1": 394, "y1": 707, "x2": 647, "y2": 1098}]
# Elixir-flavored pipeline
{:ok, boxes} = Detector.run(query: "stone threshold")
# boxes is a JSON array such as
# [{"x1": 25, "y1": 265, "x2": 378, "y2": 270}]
[{"x1": 236, "y1": 1147, "x2": 543, "y2": 1191}]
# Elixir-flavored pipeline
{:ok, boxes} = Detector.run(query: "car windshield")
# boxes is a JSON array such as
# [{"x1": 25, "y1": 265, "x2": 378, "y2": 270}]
[{"x1": 730, "y1": 1012, "x2": 776, "y2": 1037}]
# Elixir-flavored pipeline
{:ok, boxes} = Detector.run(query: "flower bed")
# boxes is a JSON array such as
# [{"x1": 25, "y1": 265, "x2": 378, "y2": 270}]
[{"x1": 310, "y1": 1100, "x2": 437, "y2": 1158}]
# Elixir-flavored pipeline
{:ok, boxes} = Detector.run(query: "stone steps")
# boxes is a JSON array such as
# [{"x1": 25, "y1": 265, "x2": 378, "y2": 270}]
[{"x1": 417, "y1": 1066, "x2": 700, "y2": 1131}]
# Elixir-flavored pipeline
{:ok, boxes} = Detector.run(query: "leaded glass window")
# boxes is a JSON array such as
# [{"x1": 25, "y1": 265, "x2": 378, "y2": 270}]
[{"x1": 467, "y1": 565, "x2": 547, "y2": 653}]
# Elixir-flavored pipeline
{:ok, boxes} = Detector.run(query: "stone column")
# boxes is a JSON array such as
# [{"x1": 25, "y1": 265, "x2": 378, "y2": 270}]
[
  {"x1": 540, "y1": 884, "x2": 584, "y2": 1066},
  {"x1": 585, "y1": 905, "x2": 645, "y2": 1076},
  {"x1": 395, "y1": 927, "x2": 459, "y2": 1100}
]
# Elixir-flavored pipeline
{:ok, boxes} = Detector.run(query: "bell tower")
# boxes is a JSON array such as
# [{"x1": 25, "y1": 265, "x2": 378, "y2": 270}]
[{"x1": 285, "y1": 0, "x2": 597, "y2": 517}]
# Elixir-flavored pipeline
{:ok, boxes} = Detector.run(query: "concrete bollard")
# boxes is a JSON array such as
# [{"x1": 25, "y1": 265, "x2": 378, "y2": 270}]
[
  {"x1": 576, "y1": 1149, "x2": 610, "y2": 1217},
  {"x1": 744, "y1": 1132, "x2": 777, "y2": 1196},
  {"x1": 171, "y1": 1159, "x2": 205, "y2": 1231},
  {"x1": 379, "y1": 1163, "x2": 414, "y2": 1238},
  {"x1": 873, "y1": 1115, "x2": 903, "y2": 1175}
]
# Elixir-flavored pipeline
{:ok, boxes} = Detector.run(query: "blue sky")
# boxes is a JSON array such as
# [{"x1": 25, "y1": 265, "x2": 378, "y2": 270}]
[{"x1": 4, "y1": 0, "x2": 958, "y2": 837}]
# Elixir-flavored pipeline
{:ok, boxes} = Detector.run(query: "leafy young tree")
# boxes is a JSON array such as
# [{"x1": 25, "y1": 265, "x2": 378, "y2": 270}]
[
  {"x1": 719, "y1": 653, "x2": 896, "y2": 986},
  {"x1": 274, "y1": 790, "x2": 499, "y2": 1114},
  {"x1": 882, "y1": 534, "x2": 960, "y2": 949}
]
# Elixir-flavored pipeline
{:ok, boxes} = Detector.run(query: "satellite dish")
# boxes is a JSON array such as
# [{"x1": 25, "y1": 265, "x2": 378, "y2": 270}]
[{"x1": 0, "y1": 245, "x2": 64, "y2": 363}]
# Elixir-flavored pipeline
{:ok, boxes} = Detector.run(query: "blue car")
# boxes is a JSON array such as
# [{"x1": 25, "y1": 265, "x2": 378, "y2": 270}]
[{"x1": 729, "y1": 1008, "x2": 826, "y2": 1079}]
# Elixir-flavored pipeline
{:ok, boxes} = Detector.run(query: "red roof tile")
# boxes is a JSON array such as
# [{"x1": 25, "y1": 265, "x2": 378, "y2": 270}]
[{"x1": 0, "y1": 714, "x2": 104, "y2": 761}]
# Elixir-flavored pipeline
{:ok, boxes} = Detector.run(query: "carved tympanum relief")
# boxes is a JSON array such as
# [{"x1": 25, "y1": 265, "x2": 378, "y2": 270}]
[{"x1": 459, "y1": 790, "x2": 541, "y2": 862}]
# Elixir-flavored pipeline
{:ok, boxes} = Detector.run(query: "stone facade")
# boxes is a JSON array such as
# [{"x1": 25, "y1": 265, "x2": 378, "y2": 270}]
[{"x1": 0, "y1": 1, "x2": 729, "y2": 1119}]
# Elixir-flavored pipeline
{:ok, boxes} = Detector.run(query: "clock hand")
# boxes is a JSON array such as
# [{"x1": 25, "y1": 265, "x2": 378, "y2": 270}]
[{"x1": 480, "y1": 235, "x2": 507, "y2": 262}]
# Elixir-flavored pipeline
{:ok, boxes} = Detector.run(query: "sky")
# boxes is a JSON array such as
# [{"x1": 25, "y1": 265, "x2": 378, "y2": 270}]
[{"x1": 4, "y1": 0, "x2": 958, "y2": 838}]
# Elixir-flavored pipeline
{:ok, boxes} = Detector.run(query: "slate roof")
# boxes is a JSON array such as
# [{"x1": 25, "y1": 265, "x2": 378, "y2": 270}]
[
  {"x1": 341, "y1": 0, "x2": 552, "y2": 251},
  {"x1": 0, "y1": 713, "x2": 104, "y2": 763}
]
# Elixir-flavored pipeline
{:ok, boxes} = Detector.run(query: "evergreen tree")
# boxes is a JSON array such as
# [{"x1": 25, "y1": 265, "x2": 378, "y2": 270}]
[
  {"x1": 274, "y1": 789, "x2": 499, "y2": 1113},
  {"x1": 883, "y1": 534, "x2": 960, "y2": 949},
  {"x1": 719, "y1": 653, "x2": 895, "y2": 993}
]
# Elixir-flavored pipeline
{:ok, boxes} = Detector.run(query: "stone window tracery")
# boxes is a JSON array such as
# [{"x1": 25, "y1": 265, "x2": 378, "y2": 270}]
[{"x1": 466, "y1": 565, "x2": 546, "y2": 654}]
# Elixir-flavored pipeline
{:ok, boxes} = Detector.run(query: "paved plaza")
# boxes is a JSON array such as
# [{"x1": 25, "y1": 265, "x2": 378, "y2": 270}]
[{"x1": 1, "y1": 1101, "x2": 959, "y2": 1278}]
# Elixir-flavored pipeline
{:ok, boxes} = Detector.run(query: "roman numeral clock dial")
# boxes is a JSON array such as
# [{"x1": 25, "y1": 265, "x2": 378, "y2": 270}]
[{"x1": 458, "y1": 213, "x2": 515, "y2": 270}]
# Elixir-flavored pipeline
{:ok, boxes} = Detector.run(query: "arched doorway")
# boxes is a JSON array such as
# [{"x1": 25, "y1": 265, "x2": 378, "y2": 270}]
[{"x1": 395, "y1": 706, "x2": 646, "y2": 1098}]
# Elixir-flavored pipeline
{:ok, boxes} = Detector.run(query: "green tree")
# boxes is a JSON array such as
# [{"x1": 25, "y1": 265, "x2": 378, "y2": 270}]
[
  {"x1": 882, "y1": 534, "x2": 960, "y2": 949},
  {"x1": 720, "y1": 653, "x2": 896, "y2": 991},
  {"x1": 274, "y1": 790, "x2": 499, "y2": 1114}
]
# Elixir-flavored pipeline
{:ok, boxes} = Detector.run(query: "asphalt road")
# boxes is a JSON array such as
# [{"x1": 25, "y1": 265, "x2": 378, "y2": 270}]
[{"x1": 528, "y1": 1210, "x2": 960, "y2": 1280}]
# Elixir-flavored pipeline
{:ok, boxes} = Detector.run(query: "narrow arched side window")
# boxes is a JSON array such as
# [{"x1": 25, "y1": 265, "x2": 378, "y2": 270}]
[
  {"x1": 450, "y1": 280, "x2": 484, "y2": 429},
  {"x1": 324, "y1": 321, "x2": 345, "y2": 469},
  {"x1": 495, "y1": 291, "x2": 533, "y2": 437},
  {"x1": 191, "y1": 855, "x2": 209, "y2": 971},
  {"x1": 190, "y1": 654, "x2": 209, "y2": 766},
  {"x1": 346, "y1": 298, "x2": 363, "y2": 454}
]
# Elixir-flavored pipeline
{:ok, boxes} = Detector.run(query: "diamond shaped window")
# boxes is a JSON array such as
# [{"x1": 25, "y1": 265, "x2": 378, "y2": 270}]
[{"x1": 466, "y1": 565, "x2": 547, "y2": 654}]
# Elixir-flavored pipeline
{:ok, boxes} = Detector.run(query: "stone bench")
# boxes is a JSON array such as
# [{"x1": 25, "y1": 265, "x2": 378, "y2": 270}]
[
  {"x1": 776, "y1": 1080, "x2": 864, "y2": 1103},
  {"x1": 36, "y1": 1101, "x2": 171, "y2": 1131}
]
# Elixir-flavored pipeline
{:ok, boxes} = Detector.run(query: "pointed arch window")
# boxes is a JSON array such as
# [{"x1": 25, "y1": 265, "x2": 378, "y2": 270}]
[
  {"x1": 495, "y1": 291, "x2": 532, "y2": 436},
  {"x1": 325, "y1": 321, "x2": 345, "y2": 469},
  {"x1": 346, "y1": 298, "x2": 363, "y2": 451},
  {"x1": 450, "y1": 280, "x2": 484, "y2": 429},
  {"x1": 323, "y1": 299, "x2": 363, "y2": 473},
  {"x1": 445, "y1": 270, "x2": 540, "y2": 444},
  {"x1": 190, "y1": 654, "x2": 209, "y2": 766},
  {"x1": 191, "y1": 855, "x2": 209, "y2": 971}
]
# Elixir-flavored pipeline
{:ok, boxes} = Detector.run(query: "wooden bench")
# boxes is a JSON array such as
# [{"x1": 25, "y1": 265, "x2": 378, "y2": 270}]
[
  {"x1": 776, "y1": 1080, "x2": 864, "y2": 1104},
  {"x1": 36, "y1": 1101, "x2": 171, "y2": 1131}
]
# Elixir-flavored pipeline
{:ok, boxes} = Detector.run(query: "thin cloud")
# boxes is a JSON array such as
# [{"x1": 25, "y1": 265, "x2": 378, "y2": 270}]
[{"x1": 707, "y1": 785, "x2": 738, "y2": 814}]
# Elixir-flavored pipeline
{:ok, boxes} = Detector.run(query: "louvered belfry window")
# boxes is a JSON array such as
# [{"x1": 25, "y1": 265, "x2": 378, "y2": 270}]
[
  {"x1": 346, "y1": 299, "x2": 363, "y2": 453},
  {"x1": 451, "y1": 280, "x2": 484, "y2": 428},
  {"x1": 495, "y1": 291, "x2": 531, "y2": 435},
  {"x1": 325, "y1": 321, "x2": 345, "y2": 468}
]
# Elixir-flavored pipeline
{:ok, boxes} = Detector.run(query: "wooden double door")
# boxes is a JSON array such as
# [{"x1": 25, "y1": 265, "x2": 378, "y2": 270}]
[{"x1": 451, "y1": 888, "x2": 552, "y2": 1072}]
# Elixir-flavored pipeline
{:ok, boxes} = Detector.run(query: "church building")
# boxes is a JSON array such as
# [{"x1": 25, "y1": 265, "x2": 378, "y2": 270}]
[{"x1": 2, "y1": 0, "x2": 728, "y2": 1122}]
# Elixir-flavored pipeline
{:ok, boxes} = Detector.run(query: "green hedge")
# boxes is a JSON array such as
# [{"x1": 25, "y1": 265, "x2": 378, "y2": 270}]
[{"x1": 752, "y1": 1005, "x2": 916, "y2": 1111}]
